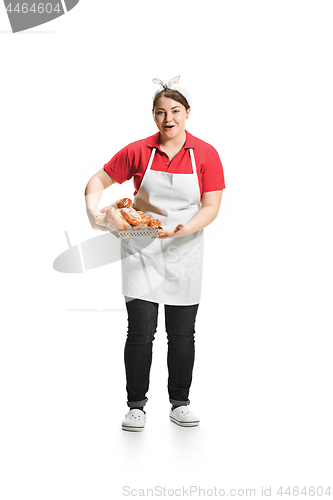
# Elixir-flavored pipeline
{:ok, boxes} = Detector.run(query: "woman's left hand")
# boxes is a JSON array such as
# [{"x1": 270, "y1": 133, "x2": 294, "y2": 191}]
[{"x1": 156, "y1": 223, "x2": 188, "y2": 239}]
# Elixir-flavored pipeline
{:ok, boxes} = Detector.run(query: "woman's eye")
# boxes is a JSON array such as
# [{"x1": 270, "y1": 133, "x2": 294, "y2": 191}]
[{"x1": 173, "y1": 110, "x2": 179, "y2": 113}]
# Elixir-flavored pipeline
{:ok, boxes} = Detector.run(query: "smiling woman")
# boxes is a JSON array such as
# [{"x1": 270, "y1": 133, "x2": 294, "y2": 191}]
[{"x1": 84, "y1": 76, "x2": 225, "y2": 432}]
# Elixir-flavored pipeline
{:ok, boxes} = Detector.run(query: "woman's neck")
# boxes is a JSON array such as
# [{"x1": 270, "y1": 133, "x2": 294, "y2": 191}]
[{"x1": 159, "y1": 131, "x2": 187, "y2": 154}]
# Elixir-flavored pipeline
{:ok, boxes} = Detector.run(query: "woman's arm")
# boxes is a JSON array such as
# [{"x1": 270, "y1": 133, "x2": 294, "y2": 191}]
[
  {"x1": 85, "y1": 168, "x2": 117, "y2": 231},
  {"x1": 157, "y1": 190, "x2": 223, "y2": 239}
]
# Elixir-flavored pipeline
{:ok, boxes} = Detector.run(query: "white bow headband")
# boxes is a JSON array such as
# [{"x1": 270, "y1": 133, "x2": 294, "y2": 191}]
[{"x1": 152, "y1": 75, "x2": 191, "y2": 106}]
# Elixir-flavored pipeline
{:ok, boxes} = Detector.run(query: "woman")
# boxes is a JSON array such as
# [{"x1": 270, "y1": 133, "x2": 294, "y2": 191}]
[{"x1": 85, "y1": 76, "x2": 225, "y2": 431}]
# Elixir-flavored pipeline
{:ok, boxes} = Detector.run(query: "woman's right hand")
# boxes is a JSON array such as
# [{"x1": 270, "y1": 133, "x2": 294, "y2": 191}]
[{"x1": 87, "y1": 208, "x2": 109, "y2": 232}]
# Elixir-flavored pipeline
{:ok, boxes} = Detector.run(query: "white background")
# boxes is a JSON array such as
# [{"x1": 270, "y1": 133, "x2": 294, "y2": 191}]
[{"x1": 1, "y1": 1, "x2": 333, "y2": 498}]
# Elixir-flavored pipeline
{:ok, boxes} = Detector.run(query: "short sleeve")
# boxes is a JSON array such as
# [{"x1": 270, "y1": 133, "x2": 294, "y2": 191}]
[
  {"x1": 103, "y1": 146, "x2": 134, "y2": 184},
  {"x1": 201, "y1": 151, "x2": 226, "y2": 193}
]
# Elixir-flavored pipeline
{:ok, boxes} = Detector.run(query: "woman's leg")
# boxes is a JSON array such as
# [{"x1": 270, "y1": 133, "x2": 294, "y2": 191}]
[
  {"x1": 124, "y1": 297, "x2": 159, "y2": 409},
  {"x1": 164, "y1": 303, "x2": 199, "y2": 407}
]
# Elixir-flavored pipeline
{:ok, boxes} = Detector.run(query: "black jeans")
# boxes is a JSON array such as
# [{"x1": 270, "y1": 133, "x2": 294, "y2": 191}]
[{"x1": 124, "y1": 297, "x2": 199, "y2": 409}]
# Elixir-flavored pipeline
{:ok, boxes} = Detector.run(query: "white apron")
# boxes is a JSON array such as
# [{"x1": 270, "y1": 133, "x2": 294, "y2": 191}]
[{"x1": 121, "y1": 147, "x2": 204, "y2": 305}]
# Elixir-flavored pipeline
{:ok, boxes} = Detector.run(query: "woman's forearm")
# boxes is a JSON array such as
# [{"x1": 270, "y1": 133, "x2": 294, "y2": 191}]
[
  {"x1": 185, "y1": 190, "x2": 223, "y2": 235},
  {"x1": 85, "y1": 177, "x2": 105, "y2": 212},
  {"x1": 85, "y1": 168, "x2": 116, "y2": 231},
  {"x1": 157, "y1": 190, "x2": 223, "y2": 239},
  {"x1": 85, "y1": 168, "x2": 116, "y2": 211},
  {"x1": 184, "y1": 204, "x2": 220, "y2": 235}
]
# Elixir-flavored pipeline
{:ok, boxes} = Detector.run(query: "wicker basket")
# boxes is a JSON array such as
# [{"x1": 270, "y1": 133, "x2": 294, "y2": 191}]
[{"x1": 97, "y1": 224, "x2": 159, "y2": 239}]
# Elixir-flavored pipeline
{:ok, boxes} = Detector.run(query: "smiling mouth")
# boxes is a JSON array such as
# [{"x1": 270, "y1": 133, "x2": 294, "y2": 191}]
[{"x1": 164, "y1": 125, "x2": 175, "y2": 129}]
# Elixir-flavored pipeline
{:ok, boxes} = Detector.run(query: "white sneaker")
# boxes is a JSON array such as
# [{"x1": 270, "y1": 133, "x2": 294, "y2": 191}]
[
  {"x1": 169, "y1": 406, "x2": 200, "y2": 427},
  {"x1": 122, "y1": 409, "x2": 146, "y2": 432}
]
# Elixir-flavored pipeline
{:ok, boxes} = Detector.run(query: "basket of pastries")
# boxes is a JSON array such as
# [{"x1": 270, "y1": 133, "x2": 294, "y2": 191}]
[{"x1": 95, "y1": 198, "x2": 162, "y2": 238}]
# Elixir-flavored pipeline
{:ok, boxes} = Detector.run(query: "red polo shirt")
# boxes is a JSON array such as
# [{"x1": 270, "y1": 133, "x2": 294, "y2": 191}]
[{"x1": 103, "y1": 130, "x2": 225, "y2": 197}]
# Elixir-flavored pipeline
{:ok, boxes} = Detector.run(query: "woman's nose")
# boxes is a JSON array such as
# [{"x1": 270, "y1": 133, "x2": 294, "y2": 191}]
[{"x1": 164, "y1": 113, "x2": 173, "y2": 122}]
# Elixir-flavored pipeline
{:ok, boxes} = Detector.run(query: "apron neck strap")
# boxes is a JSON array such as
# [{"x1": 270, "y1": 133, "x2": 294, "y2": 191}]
[
  {"x1": 147, "y1": 148, "x2": 157, "y2": 171},
  {"x1": 189, "y1": 148, "x2": 197, "y2": 175}
]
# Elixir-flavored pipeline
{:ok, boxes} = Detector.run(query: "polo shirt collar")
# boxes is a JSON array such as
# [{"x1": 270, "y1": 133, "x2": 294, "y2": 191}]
[{"x1": 147, "y1": 130, "x2": 196, "y2": 151}]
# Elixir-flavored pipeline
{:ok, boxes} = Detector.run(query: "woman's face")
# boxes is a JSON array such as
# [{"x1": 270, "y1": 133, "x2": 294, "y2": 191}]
[{"x1": 153, "y1": 96, "x2": 190, "y2": 141}]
